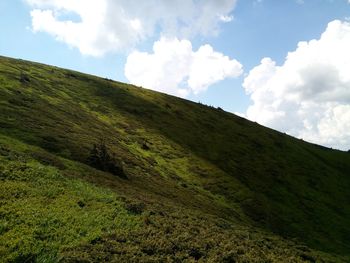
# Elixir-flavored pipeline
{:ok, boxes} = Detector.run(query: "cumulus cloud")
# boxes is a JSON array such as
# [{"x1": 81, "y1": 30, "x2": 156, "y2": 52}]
[
  {"x1": 243, "y1": 20, "x2": 350, "y2": 150},
  {"x1": 125, "y1": 38, "x2": 243, "y2": 97},
  {"x1": 26, "y1": 0, "x2": 236, "y2": 56}
]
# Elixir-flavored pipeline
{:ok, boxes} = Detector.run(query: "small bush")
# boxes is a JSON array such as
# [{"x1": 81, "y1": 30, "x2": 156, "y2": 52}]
[
  {"x1": 141, "y1": 142, "x2": 150, "y2": 151},
  {"x1": 66, "y1": 72, "x2": 78, "y2": 79},
  {"x1": 189, "y1": 247, "x2": 204, "y2": 260},
  {"x1": 124, "y1": 201, "x2": 145, "y2": 215},
  {"x1": 40, "y1": 136, "x2": 61, "y2": 153},
  {"x1": 0, "y1": 145, "x2": 11, "y2": 156},
  {"x1": 19, "y1": 73, "x2": 30, "y2": 83},
  {"x1": 87, "y1": 140, "x2": 127, "y2": 179}
]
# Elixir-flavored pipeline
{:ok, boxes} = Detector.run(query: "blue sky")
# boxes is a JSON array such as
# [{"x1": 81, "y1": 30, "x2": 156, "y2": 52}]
[{"x1": 1, "y1": 0, "x2": 350, "y2": 150}]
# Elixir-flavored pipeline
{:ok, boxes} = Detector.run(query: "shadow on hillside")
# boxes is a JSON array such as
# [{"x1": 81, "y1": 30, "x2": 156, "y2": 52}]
[{"x1": 93, "y1": 82, "x2": 350, "y2": 255}]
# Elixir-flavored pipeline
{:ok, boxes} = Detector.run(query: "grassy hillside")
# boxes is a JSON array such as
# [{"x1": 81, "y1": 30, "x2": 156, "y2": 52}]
[{"x1": 0, "y1": 55, "x2": 349, "y2": 262}]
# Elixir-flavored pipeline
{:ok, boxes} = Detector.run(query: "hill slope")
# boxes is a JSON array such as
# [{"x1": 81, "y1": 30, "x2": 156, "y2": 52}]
[{"x1": 0, "y1": 55, "x2": 350, "y2": 262}]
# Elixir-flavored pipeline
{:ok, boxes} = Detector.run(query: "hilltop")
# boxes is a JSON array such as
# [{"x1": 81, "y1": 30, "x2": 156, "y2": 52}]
[{"x1": 0, "y1": 55, "x2": 349, "y2": 262}]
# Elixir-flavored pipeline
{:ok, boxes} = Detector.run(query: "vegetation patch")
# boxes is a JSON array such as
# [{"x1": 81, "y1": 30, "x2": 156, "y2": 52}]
[
  {"x1": 87, "y1": 140, "x2": 127, "y2": 179},
  {"x1": 0, "y1": 141, "x2": 139, "y2": 262},
  {"x1": 0, "y1": 56, "x2": 350, "y2": 262}
]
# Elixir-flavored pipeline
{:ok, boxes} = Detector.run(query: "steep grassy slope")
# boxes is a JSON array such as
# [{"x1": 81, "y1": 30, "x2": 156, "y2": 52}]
[{"x1": 0, "y1": 55, "x2": 350, "y2": 262}]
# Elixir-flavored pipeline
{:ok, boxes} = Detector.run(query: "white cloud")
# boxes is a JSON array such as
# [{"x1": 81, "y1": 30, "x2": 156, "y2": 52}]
[
  {"x1": 125, "y1": 38, "x2": 243, "y2": 97},
  {"x1": 243, "y1": 20, "x2": 350, "y2": 150},
  {"x1": 219, "y1": 15, "x2": 234, "y2": 22},
  {"x1": 26, "y1": 0, "x2": 237, "y2": 56}
]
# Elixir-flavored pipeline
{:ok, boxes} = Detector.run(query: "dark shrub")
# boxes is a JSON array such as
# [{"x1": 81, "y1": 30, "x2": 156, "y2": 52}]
[
  {"x1": 87, "y1": 140, "x2": 127, "y2": 179},
  {"x1": 141, "y1": 143, "x2": 150, "y2": 151},
  {"x1": 124, "y1": 201, "x2": 145, "y2": 215},
  {"x1": 40, "y1": 136, "x2": 61, "y2": 153},
  {"x1": 77, "y1": 200, "x2": 86, "y2": 208},
  {"x1": 19, "y1": 73, "x2": 30, "y2": 84},
  {"x1": 66, "y1": 72, "x2": 78, "y2": 79},
  {"x1": 0, "y1": 145, "x2": 11, "y2": 156},
  {"x1": 188, "y1": 248, "x2": 203, "y2": 260}
]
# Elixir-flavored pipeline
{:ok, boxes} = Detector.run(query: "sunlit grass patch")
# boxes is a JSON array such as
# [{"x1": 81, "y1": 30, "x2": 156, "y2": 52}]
[{"x1": 0, "y1": 154, "x2": 140, "y2": 262}]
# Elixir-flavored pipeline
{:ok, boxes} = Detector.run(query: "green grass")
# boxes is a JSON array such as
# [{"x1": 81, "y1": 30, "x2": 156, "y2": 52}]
[
  {"x1": 0, "y1": 136, "x2": 140, "y2": 262},
  {"x1": 0, "y1": 55, "x2": 350, "y2": 262}
]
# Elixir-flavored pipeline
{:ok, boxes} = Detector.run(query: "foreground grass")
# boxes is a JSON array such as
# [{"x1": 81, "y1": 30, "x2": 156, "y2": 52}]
[
  {"x1": 0, "y1": 137, "x2": 346, "y2": 262},
  {"x1": 0, "y1": 137, "x2": 140, "y2": 262}
]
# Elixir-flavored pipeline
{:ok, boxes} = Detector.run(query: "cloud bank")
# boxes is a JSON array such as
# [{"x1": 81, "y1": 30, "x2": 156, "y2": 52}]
[
  {"x1": 26, "y1": 0, "x2": 241, "y2": 97},
  {"x1": 26, "y1": 0, "x2": 236, "y2": 56},
  {"x1": 125, "y1": 38, "x2": 243, "y2": 97},
  {"x1": 243, "y1": 20, "x2": 350, "y2": 150}
]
